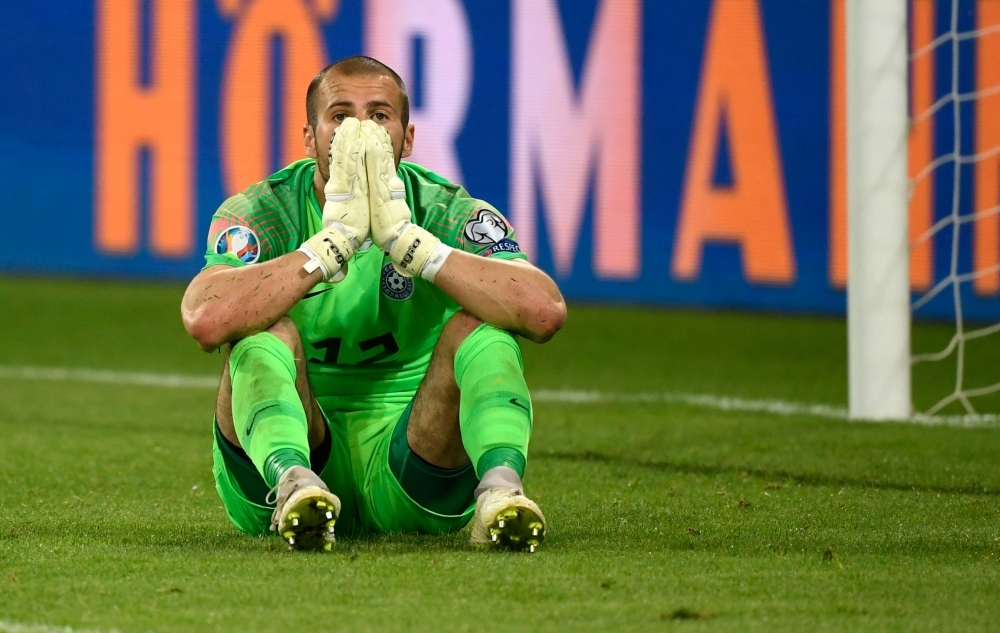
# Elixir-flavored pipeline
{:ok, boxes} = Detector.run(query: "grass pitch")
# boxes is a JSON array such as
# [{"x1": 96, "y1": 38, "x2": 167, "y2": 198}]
[{"x1": 0, "y1": 277, "x2": 999, "y2": 632}]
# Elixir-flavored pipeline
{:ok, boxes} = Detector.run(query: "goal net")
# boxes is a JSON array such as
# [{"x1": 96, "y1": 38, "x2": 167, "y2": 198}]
[
  {"x1": 845, "y1": 0, "x2": 1000, "y2": 422},
  {"x1": 907, "y1": 0, "x2": 1000, "y2": 418}
]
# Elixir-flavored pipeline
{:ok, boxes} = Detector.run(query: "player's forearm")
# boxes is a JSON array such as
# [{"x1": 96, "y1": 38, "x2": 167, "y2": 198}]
[
  {"x1": 181, "y1": 253, "x2": 322, "y2": 352},
  {"x1": 433, "y1": 252, "x2": 566, "y2": 343}
]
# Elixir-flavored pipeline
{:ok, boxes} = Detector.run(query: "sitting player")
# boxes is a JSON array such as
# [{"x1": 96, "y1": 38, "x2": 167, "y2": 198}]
[{"x1": 181, "y1": 56, "x2": 566, "y2": 552}]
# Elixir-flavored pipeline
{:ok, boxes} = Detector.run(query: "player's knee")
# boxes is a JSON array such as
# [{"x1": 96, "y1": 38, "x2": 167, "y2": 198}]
[
  {"x1": 439, "y1": 310, "x2": 484, "y2": 356},
  {"x1": 263, "y1": 317, "x2": 305, "y2": 357}
]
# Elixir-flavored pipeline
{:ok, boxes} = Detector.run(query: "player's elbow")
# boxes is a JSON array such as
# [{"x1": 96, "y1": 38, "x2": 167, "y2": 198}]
[
  {"x1": 523, "y1": 298, "x2": 566, "y2": 343},
  {"x1": 191, "y1": 326, "x2": 224, "y2": 353},
  {"x1": 182, "y1": 304, "x2": 225, "y2": 353}
]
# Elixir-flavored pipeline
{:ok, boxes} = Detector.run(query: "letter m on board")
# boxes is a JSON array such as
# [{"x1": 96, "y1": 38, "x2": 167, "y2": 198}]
[{"x1": 510, "y1": 0, "x2": 641, "y2": 279}]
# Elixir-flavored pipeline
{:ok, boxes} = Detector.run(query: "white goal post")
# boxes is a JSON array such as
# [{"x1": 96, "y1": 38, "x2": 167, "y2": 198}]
[
  {"x1": 847, "y1": 0, "x2": 1000, "y2": 421},
  {"x1": 846, "y1": 0, "x2": 912, "y2": 420}
]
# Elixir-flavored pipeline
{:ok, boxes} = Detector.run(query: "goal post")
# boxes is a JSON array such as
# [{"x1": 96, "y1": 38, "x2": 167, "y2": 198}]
[{"x1": 845, "y1": 0, "x2": 913, "y2": 420}]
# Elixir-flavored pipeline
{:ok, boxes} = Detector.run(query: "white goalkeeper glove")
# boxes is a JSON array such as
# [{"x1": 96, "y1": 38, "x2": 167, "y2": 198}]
[
  {"x1": 298, "y1": 117, "x2": 370, "y2": 282},
  {"x1": 361, "y1": 120, "x2": 452, "y2": 281}
]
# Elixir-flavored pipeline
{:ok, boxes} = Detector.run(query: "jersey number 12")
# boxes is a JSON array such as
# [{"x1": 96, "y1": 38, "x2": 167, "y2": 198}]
[{"x1": 309, "y1": 332, "x2": 399, "y2": 366}]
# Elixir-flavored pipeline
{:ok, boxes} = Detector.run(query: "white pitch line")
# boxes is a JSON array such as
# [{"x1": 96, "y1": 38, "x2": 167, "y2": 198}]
[
  {"x1": 533, "y1": 389, "x2": 1000, "y2": 428},
  {"x1": 0, "y1": 364, "x2": 997, "y2": 428},
  {"x1": 0, "y1": 621, "x2": 120, "y2": 633},
  {"x1": 0, "y1": 365, "x2": 218, "y2": 389},
  {"x1": 534, "y1": 389, "x2": 849, "y2": 419}
]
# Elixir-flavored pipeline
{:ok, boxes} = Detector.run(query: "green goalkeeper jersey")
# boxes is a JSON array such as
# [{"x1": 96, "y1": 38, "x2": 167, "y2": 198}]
[{"x1": 203, "y1": 159, "x2": 527, "y2": 412}]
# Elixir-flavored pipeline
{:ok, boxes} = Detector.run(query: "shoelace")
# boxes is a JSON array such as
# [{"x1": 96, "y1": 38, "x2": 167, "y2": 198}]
[
  {"x1": 264, "y1": 484, "x2": 280, "y2": 506},
  {"x1": 265, "y1": 481, "x2": 287, "y2": 532}
]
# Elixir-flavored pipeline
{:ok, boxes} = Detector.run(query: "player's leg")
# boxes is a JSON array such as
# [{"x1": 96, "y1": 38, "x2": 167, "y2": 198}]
[
  {"x1": 367, "y1": 311, "x2": 479, "y2": 529},
  {"x1": 213, "y1": 317, "x2": 340, "y2": 549},
  {"x1": 402, "y1": 310, "x2": 545, "y2": 551},
  {"x1": 405, "y1": 310, "x2": 480, "y2": 469},
  {"x1": 215, "y1": 320, "x2": 327, "y2": 451}
]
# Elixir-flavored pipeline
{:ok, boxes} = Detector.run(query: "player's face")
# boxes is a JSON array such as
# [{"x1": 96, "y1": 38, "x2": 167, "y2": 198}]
[{"x1": 303, "y1": 72, "x2": 414, "y2": 183}]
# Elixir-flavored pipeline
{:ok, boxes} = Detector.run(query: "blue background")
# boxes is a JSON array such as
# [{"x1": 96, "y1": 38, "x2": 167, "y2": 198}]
[{"x1": 0, "y1": 0, "x2": 996, "y2": 321}]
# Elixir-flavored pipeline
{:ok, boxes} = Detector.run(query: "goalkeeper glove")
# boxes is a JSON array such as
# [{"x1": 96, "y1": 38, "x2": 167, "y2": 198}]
[
  {"x1": 361, "y1": 120, "x2": 452, "y2": 281},
  {"x1": 298, "y1": 227, "x2": 354, "y2": 283},
  {"x1": 298, "y1": 117, "x2": 370, "y2": 282}
]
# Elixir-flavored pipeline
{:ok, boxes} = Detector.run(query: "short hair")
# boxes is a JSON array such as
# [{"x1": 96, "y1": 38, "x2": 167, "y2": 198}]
[{"x1": 305, "y1": 56, "x2": 410, "y2": 130}]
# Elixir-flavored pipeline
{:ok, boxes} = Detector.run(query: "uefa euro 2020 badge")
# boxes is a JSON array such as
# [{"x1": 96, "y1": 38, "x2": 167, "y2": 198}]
[
  {"x1": 381, "y1": 262, "x2": 414, "y2": 300},
  {"x1": 215, "y1": 226, "x2": 260, "y2": 264}
]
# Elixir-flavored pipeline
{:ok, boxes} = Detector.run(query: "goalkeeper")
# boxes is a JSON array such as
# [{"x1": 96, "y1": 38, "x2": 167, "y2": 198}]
[{"x1": 181, "y1": 56, "x2": 566, "y2": 552}]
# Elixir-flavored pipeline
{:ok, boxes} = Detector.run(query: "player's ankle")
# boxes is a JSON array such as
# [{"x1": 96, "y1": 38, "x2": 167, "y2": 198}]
[
  {"x1": 264, "y1": 449, "x2": 310, "y2": 488},
  {"x1": 475, "y1": 466, "x2": 523, "y2": 499}
]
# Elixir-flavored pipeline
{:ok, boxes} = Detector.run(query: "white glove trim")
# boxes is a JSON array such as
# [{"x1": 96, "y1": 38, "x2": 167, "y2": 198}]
[
  {"x1": 298, "y1": 245, "x2": 328, "y2": 278},
  {"x1": 419, "y1": 242, "x2": 454, "y2": 283},
  {"x1": 388, "y1": 223, "x2": 442, "y2": 278},
  {"x1": 299, "y1": 226, "x2": 354, "y2": 283}
]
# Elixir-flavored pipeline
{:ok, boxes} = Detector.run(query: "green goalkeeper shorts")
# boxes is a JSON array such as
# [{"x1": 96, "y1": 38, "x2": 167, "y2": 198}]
[{"x1": 211, "y1": 400, "x2": 476, "y2": 538}]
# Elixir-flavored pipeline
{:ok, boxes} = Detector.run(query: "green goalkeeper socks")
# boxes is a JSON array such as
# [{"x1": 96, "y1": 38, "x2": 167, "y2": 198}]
[
  {"x1": 454, "y1": 323, "x2": 532, "y2": 479},
  {"x1": 229, "y1": 324, "x2": 531, "y2": 491},
  {"x1": 229, "y1": 332, "x2": 310, "y2": 488}
]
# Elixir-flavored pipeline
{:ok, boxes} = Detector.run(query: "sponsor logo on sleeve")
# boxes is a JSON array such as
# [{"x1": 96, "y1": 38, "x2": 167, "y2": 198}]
[
  {"x1": 214, "y1": 226, "x2": 260, "y2": 264},
  {"x1": 380, "y1": 262, "x2": 414, "y2": 300},
  {"x1": 463, "y1": 209, "x2": 521, "y2": 256},
  {"x1": 485, "y1": 239, "x2": 522, "y2": 256}
]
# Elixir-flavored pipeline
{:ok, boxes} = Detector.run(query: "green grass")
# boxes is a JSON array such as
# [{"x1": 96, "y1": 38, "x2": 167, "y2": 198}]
[{"x1": 0, "y1": 277, "x2": 999, "y2": 632}]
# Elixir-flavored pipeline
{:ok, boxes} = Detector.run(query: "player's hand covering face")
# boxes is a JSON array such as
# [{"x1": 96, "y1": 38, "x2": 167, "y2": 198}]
[
  {"x1": 297, "y1": 117, "x2": 370, "y2": 282},
  {"x1": 361, "y1": 120, "x2": 410, "y2": 248},
  {"x1": 308, "y1": 72, "x2": 413, "y2": 183},
  {"x1": 361, "y1": 120, "x2": 451, "y2": 280},
  {"x1": 301, "y1": 115, "x2": 450, "y2": 283},
  {"x1": 322, "y1": 117, "x2": 370, "y2": 248}
]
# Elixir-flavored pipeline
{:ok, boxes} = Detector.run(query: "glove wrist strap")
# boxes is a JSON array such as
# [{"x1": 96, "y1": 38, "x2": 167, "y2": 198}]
[
  {"x1": 299, "y1": 226, "x2": 354, "y2": 283},
  {"x1": 388, "y1": 223, "x2": 442, "y2": 278},
  {"x1": 297, "y1": 247, "x2": 328, "y2": 278},
  {"x1": 419, "y1": 242, "x2": 454, "y2": 283}
]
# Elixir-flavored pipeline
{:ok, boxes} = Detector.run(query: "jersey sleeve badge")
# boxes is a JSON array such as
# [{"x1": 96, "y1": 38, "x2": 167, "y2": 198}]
[
  {"x1": 214, "y1": 226, "x2": 261, "y2": 264},
  {"x1": 463, "y1": 209, "x2": 521, "y2": 257}
]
